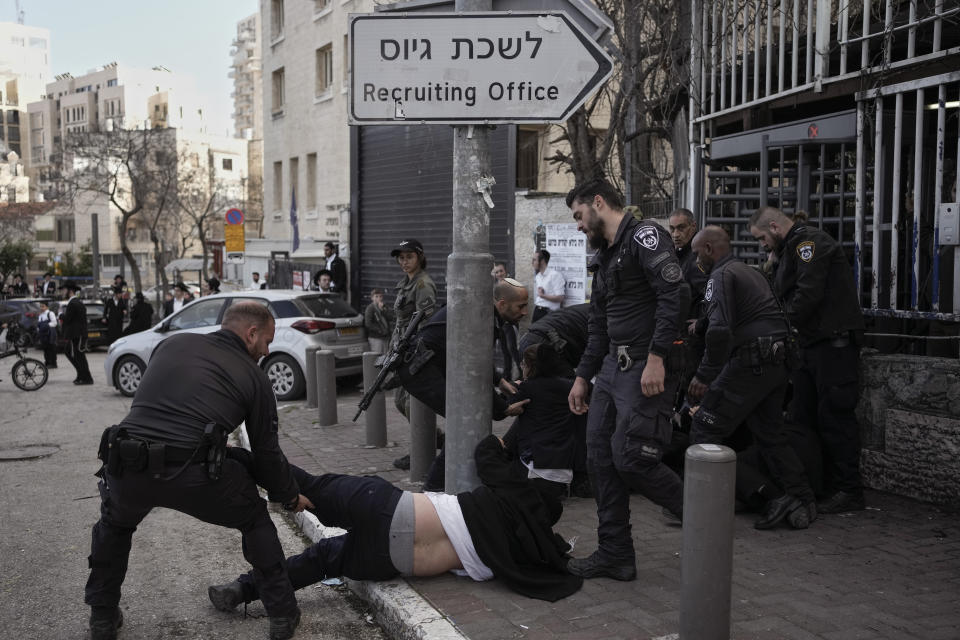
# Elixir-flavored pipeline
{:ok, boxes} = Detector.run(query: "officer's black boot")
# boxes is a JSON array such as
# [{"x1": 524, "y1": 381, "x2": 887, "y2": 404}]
[
  {"x1": 754, "y1": 494, "x2": 803, "y2": 529},
  {"x1": 269, "y1": 608, "x2": 301, "y2": 640},
  {"x1": 566, "y1": 550, "x2": 636, "y2": 581},
  {"x1": 89, "y1": 606, "x2": 123, "y2": 640},
  {"x1": 208, "y1": 580, "x2": 248, "y2": 612}
]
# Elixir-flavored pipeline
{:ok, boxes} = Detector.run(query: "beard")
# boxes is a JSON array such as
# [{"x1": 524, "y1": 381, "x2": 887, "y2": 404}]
[{"x1": 584, "y1": 206, "x2": 607, "y2": 250}]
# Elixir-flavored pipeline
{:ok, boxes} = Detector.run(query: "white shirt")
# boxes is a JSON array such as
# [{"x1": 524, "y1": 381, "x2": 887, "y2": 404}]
[
  {"x1": 534, "y1": 268, "x2": 565, "y2": 310},
  {"x1": 38, "y1": 309, "x2": 57, "y2": 326},
  {"x1": 424, "y1": 492, "x2": 494, "y2": 581},
  {"x1": 173, "y1": 298, "x2": 185, "y2": 314},
  {"x1": 249, "y1": 279, "x2": 261, "y2": 290},
  {"x1": 325, "y1": 256, "x2": 335, "y2": 271}
]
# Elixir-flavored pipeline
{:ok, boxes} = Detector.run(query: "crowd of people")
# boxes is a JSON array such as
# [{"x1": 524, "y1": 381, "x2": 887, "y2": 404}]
[{"x1": 79, "y1": 178, "x2": 867, "y2": 639}]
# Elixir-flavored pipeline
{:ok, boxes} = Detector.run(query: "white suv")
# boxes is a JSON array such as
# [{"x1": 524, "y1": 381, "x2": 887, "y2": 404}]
[{"x1": 104, "y1": 290, "x2": 368, "y2": 400}]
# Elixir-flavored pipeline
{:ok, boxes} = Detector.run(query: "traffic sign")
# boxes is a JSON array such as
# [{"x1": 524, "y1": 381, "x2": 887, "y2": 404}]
[
  {"x1": 225, "y1": 224, "x2": 245, "y2": 254},
  {"x1": 225, "y1": 208, "x2": 244, "y2": 225},
  {"x1": 349, "y1": 12, "x2": 613, "y2": 125}
]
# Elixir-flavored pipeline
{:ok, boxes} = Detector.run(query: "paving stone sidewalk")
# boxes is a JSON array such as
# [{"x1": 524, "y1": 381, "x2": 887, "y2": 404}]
[{"x1": 275, "y1": 390, "x2": 960, "y2": 640}]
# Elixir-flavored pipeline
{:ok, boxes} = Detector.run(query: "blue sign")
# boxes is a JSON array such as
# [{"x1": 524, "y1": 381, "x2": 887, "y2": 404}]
[{"x1": 225, "y1": 208, "x2": 244, "y2": 225}]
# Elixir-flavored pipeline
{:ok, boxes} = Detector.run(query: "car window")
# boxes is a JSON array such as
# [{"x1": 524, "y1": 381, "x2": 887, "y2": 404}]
[
  {"x1": 297, "y1": 295, "x2": 358, "y2": 319},
  {"x1": 269, "y1": 300, "x2": 302, "y2": 319},
  {"x1": 167, "y1": 299, "x2": 226, "y2": 331}
]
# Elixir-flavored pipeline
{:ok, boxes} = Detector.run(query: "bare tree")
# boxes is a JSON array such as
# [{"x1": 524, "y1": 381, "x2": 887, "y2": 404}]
[
  {"x1": 59, "y1": 128, "x2": 178, "y2": 293},
  {"x1": 546, "y1": 0, "x2": 689, "y2": 206},
  {"x1": 175, "y1": 148, "x2": 238, "y2": 281}
]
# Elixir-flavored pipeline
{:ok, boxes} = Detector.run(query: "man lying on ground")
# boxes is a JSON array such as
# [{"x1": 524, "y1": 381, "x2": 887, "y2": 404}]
[{"x1": 209, "y1": 435, "x2": 583, "y2": 609}]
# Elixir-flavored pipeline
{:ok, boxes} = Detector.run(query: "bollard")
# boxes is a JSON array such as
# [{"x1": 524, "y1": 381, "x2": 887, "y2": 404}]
[
  {"x1": 304, "y1": 346, "x2": 320, "y2": 409},
  {"x1": 680, "y1": 443, "x2": 736, "y2": 640},
  {"x1": 315, "y1": 350, "x2": 338, "y2": 426},
  {"x1": 362, "y1": 351, "x2": 387, "y2": 447},
  {"x1": 409, "y1": 396, "x2": 436, "y2": 483}
]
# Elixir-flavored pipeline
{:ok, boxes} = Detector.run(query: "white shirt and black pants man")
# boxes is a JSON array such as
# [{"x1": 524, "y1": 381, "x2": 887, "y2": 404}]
[{"x1": 532, "y1": 249, "x2": 565, "y2": 322}]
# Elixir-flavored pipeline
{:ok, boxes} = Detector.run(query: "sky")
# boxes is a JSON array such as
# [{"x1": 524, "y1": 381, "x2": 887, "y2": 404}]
[{"x1": 11, "y1": 0, "x2": 259, "y2": 137}]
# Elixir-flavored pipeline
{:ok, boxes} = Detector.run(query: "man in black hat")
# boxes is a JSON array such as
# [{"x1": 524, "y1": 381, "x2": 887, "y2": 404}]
[
  {"x1": 205, "y1": 277, "x2": 221, "y2": 296},
  {"x1": 164, "y1": 283, "x2": 190, "y2": 317},
  {"x1": 6, "y1": 273, "x2": 29, "y2": 297},
  {"x1": 40, "y1": 272, "x2": 57, "y2": 297},
  {"x1": 123, "y1": 292, "x2": 155, "y2": 335},
  {"x1": 62, "y1": 281, "x2": 94, "y2": 385}
]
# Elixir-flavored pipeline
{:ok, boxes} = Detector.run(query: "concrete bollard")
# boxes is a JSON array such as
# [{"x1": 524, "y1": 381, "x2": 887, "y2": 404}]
[
  {"x1": 409, "y1": 396, "x2": 436, "y2": 483},
  {"x1": 304, "y1": 346, "x2": 320, "y2": 409},
  {"x1": 316, "y1": 350, "x2": 338, "y2": 426},
  {"x1": 362, "y1": 351, "x2": 387, "y2": 447},
  {"x1": 680, "y1": 443, "x2": 737, "y2": 640}
]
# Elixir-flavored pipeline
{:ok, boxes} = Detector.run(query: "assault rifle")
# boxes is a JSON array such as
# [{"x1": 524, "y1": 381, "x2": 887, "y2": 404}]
[{"x1": 353, "y1": 310, "x2": 426, "y2": 422}]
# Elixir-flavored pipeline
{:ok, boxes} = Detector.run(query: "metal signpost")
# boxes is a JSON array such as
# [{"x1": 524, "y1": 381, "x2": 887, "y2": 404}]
[
  {"x1": 350, "y1": 6, "x2": 612, "y2": 493},
  {"x1": 224, "y1": 208, "x2": 245, "y2": 265}
]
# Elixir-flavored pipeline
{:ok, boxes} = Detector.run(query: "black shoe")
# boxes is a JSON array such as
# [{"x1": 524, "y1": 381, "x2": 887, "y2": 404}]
[
  {"x1": 393, "y1": 454, "x2": 410, "y2": 470},
  {"x1": 89, "y1": 607, "x2": 123, "y2": 640},
  {"x1": 566, "y1": 551, "x2": 636, "y2": 581},
  {"x1": 661, "y1": 506, "x2": 683, "y2": 524},
  {"x1": 754, "y1": 494, "x2": 803, "y2": 530},
  {"x1": 817, "y1": 490, "x2": 865, "y2": 514},
  {"x1": 208, "y1": 580, "x2": 246, "y2": 612},
  {"x1": 787, "y1": 502, "x2": 817, "y2": 529},
  {"x1": 269, "y1": 608, "x2": 301, "y2": 640},
  {"x1": 74, "y1": 378, "x2": 94, "y2": 385}
]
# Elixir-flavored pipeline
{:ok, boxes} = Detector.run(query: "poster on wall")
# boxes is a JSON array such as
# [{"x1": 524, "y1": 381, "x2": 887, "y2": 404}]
[
  {"x1": 545, "y1": 223, "x2": 587, "y2": 306},
  {"x1": 292, "y1": 271, "x2": 303, "y2": 289}
]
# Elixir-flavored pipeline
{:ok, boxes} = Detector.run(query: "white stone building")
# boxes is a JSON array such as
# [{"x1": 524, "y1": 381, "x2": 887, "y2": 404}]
[
  {"x1": 0, "y1": 21, "x2": 51, "y2": 167},
  {"x1": 231, "y1": 13, "x2": 263, "y2": 141}
]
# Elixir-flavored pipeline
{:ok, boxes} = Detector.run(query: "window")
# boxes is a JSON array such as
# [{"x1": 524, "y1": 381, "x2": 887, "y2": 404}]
[
  {"x1": 222, "y1": 158, "x2": 233, "y2": 171},
  {"x1": 29, "y1": 37, "x2": 47, "y2": 49},
  {"x1": 306, "y1": 153, "x2": 317, "y2": 209},
  {"x1": 273, "y1": 161, "x2": 283, "y2": 210},
  {"x1": 516, "y1": 129, "x2": 540, "y2": 190},
  {"x1": 55, "y1": 217, "x2": 75, "y2": 242},
  {"x1": 270, "y1": 0, "x2": 284, "y2": 40},
  {"x1": 315, "y1": 45, "x2": 333, "y2": 97},
  {"x1": 289, "y1": 157, "x2": 299, "y2": 206},
  {"x1": 167, "y1": 299, "x2": 226, "y2": 331},
  {"x1": 271, "y1": 67, "x2": 285, "y2": 114},
  {"x1": 107, "y1": 79, "x2": 117, "y2": 87}
]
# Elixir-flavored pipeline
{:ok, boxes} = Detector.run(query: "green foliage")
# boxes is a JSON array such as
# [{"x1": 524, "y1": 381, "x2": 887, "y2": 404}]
[
  {"x1": 0, "y1": 240, "x2": 34, "y2": 283},
  {"x1": 58, "y1": 241, "x2": 94, "y2": 277}
]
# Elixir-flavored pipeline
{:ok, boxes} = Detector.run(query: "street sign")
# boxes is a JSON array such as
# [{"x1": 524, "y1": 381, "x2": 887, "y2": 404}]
[
  {"x1": 225, "y1": 208, "x2": 244, "y2": 225},
  {"x1": 349, "y1": 12, "x2": 613, "y2": 125},
  {"x1": 224, "y1": 224, "x2": 245, "y2": 255},
  {"x1": 225, "y1": 252, "x2": 245, "y2": 265}
]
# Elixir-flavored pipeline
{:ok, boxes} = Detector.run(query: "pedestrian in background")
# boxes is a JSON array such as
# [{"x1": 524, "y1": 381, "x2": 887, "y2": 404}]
[
  {"x1": 323, "y1": 242, "x2": 348, "y2": 294},
  {"x1": 102, "y1": 287, "x2": 125, "y2": 344},
  {"x1": 532, "y1": 249, "x2": 565, "y2": 322},
  {"x1": 364, "y1": 288, "x2": 394, "y2": 353},
  {"x1": 491, "y1": 261, "x2": 508, "y2": 283},
  {"x1": 123, "y1": 292, "x2": 154, "y2": 336},
  {"x1": 313, "y1": 270, "x2": 335, "y2": 293},
  {"x1": 36, "y1": 300, "x2": 58, "y2": 368},
  {"x1": 61, "y1": 281, "x2": 93, "y2": 385}
]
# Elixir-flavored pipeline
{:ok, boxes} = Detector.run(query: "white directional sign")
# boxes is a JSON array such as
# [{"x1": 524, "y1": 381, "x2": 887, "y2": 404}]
[{"x1": 349, "y1": 12, "x2": 614, "y2": 125}]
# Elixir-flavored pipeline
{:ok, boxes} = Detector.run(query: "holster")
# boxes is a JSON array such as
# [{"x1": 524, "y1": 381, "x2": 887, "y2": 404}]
[
  {"x1": 98, "y1": 425, "x2": 125, "y2": 477},
  {"x1": 204, "y1": 422, "x2": 227, "y2": 481},
  {"x1": 117, "y1": 439, "x2": 147, "y2": 472}
]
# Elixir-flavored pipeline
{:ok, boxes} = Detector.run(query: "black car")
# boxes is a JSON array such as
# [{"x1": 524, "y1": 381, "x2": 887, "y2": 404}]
[{"x1": 0, "y1": 297, "x2": 53, "y2": 332}]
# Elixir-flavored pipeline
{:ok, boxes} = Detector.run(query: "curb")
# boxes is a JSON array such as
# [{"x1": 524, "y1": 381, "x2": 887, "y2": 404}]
[{"x1": 238, "y1": 423, "x2": 467, "y2": 640}]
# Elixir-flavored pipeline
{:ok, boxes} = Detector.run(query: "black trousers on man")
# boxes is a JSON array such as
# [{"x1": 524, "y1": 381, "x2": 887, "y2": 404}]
[
  {"x1": 84, "y1": 457, "x2": 298, "y2": 618},
  {"x1": 586, "y1": 355, "x2": 684, "y2": 564},
  {"x1": 65, "y1": 336, "x2": 92, "y2": 382},
  {"x1": 235, "y1": 467, "x2": 402, "y2": 602},
  {"x1": 691, "y1": 360, "x2": 815, "y2": 504},
  {"x1": 791, "y1": 340, "x2": 862, "y2": 494}
]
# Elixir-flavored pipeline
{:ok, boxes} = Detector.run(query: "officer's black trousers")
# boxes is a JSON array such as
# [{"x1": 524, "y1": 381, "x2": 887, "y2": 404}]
[
  {"x1": 586, "y1": 355, "x2": 684, "y2": 563},
  {"x1": 65, "y1": 336, "x2": 91, "y2": 382},
  {"x1": 791, "y1": 341, "x2": 862, "y2": 493},
  {"x1": 237, "y1": 467, "x2": 402, "y2": 601},
  {"x1": 84, "y1": 459, "x2": 297, "y2": 617},
  {"x1": 690, "y1": 360, "x2": 816, "y2": 504}
]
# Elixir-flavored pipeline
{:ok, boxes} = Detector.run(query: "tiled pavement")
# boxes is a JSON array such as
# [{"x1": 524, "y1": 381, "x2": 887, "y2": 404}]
[{"x1": 275, "y1": 390, "x2": 960, "y2": 640}]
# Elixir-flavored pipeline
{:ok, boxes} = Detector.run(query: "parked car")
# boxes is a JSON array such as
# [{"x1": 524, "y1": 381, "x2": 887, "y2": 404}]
[
  {"x1": 0, "y1": 298, "x2": 54, "y2": 347},
  {"x1": 103, "y1": 290, "x2": 368, "y2": 401},
  {"x1": 57, "y1": 300, "x2": 109, "y2": 351}
]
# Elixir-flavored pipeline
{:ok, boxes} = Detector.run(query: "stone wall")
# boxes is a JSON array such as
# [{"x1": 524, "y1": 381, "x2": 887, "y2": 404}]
[{"x1": 858, "y1": 353, "x2": 960, "y2": 506}]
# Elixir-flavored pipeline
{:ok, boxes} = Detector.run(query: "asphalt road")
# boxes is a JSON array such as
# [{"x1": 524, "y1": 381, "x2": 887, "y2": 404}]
[{"x1": 0, "y1": 349, "x2": 387, "y2": 640}]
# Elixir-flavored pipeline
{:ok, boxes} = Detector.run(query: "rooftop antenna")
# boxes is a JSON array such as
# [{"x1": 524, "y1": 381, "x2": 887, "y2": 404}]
[{"x1": 15, "y1": 0, "x2": 24, "y2": 24}]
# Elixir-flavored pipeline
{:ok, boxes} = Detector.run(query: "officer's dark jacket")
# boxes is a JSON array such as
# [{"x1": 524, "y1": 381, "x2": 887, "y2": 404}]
[
  {"x1": 575, "y1": 215, "x2": 683, "y2": 380},
  {"x1": 62, "y1": 296, "x2": 88, "y2": 340},
  {"x1": 522, "y1": 303, "x2": 589, "y2": 370},
  {"x1": 677, "y1": 242, "x2": 709, "y2": 318},
  {"x1": 458, "y1": 435, "x2": 583, "y2": 602},
  {"x1": 121, "y1": 330, "x2": 298, "y2": 504},
  {"x1": 697, "y1": 254, "x2": 789, "y2": 383},
  {"x1": 773, "y1": 224, "x2": 865, "y2": 346}
]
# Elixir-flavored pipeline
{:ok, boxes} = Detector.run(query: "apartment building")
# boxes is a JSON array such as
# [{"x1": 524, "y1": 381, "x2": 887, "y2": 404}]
[
  {"x1": 0, "y1": 21, "x2": 51, "y2": 167},
  {"x1": 231, "y1": 13, "x2": 263, "y2": 141}
]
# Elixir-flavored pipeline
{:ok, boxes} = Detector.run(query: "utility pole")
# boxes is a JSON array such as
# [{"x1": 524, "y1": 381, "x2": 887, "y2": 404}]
[
  {"x1": 445, "y1": 0, "x2": 495, "y2": 494},
  {"x1": 91, "y1": 213, "x2": 100, "y2": 286}
]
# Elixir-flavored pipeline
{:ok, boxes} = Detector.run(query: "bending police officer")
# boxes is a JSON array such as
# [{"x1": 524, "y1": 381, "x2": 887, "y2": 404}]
[
  {"x1": 84, "y1": 302, "x2": 311, "y2": 640},
  {"x1": 565, "y1": 179, "x2": 686, "y2": 581}
]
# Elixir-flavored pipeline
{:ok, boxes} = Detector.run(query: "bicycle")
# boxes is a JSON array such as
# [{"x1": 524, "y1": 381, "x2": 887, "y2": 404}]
[{"x1": 0, "y1": 322, "x2": 49, "y2": 391}]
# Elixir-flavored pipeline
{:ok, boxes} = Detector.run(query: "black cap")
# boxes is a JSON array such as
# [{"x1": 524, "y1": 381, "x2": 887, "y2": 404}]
[
  {"x1": 175, "y1": 282, "x2": 190, "y2": 293},
  {"x1": 390, "y1": 239, "x2": 424, "y2": 257},
  {"x1": 134, "y1": 292, "x2": 144, "y2": 301},
  {"x1": 206, "y1": 277, "x2": 221, "y2": 290}
]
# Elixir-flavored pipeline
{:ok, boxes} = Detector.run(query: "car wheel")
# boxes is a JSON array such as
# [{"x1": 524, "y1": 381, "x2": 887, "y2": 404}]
[
  {"x1": 114, "y1": 355, "x2": 146, "y2": 397},
  {"x1": 264, "y1": 354, "x2": 305, "y2": 401}
]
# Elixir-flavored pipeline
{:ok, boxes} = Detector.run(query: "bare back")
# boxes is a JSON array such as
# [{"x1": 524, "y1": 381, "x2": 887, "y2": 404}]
[{"x1": 411, "y1": 493, "x2": 462, "y2": 576}]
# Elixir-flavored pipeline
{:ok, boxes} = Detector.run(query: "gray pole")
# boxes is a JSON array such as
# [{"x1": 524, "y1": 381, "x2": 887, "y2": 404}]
[
  {"x1": 304, "y1": 346, "x2": 320, "y2": 409},
  {"x1": 445, "y1": 0, "x2": 495, "y2": 495},
  {"x1": 409, "y1": 396, "x2": 436, "y2": 483},
  {"x1": 315, "y1": 350, "x2": 338, "y2": 426},
  {"x1": 90, "y1": 213, "x2": 101, "y2": 287},
  {"x1": 680, "y1": 443, "x2": 736, "y2": 640},
  {"x1": 362, "y1": 351, "x2": 387, "y2": 447}
]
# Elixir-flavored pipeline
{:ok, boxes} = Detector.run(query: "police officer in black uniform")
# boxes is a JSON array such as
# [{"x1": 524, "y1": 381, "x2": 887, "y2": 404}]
[
  {"x1": 565, "y1": 179, "x2": 686, "y2": 581},
  {"x1": 518, "y1": 303, "x2": 590, "y2": 379},
  {"x1": 749, "y1": 206, "x2": 865, "y2": 514},
  {"x1": 84, "y1": 302, "x2": 311, "y2": 640},
  {"x1": 668, "y1": 208, "x2": 709, "y2": 316},
  {"x1": 687, "y1": 226, "x2": 817, "y2": 529}
]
